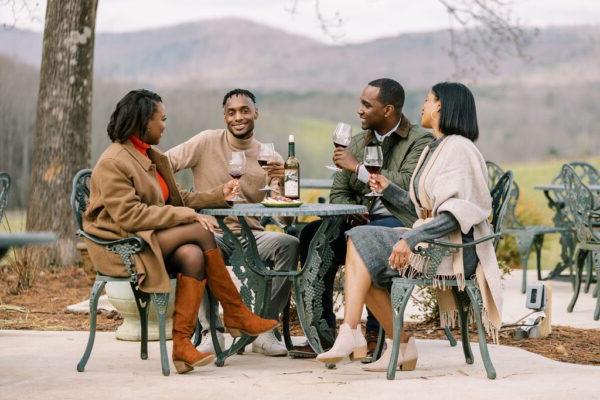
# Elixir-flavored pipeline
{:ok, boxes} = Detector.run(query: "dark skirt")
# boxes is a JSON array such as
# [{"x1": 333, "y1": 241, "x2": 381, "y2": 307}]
[{"x1": 346, "y1": 225, "x2": 478, "y2": 289}]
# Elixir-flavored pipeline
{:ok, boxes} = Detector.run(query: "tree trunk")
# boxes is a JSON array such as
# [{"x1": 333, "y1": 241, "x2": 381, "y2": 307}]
[{"x1": 25, "y1": 0, "x2": 98, "y2": 268}]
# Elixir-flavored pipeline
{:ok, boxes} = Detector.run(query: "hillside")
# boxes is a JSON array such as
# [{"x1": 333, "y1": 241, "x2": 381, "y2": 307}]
[{"x1": 1, "y1": 19, "x2": 599, "y2": 91}]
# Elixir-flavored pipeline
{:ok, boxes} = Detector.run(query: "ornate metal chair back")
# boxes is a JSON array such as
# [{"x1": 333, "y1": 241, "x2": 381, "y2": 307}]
[
  {"x1": 568, "y1": 161, "x2": 600, "y2": 185},
  {"x1": 485, "y1": 161, "x2": 504, "y2": 191},
  {"x1": 561, "y1": 164, "x2": 597, "y2": 243},
  {"x1": 0, "y1": 172, "x2": 10, "y2": 221},
  {"x1": 70, "y1": 169, "x2": 92, "y2": 232},
  {"x1": 489, "y1": 171, "x2": 514, "y2": 249}
]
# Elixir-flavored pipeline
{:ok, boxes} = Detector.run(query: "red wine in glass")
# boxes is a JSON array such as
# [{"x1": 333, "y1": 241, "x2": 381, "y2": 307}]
[
  {"x1": 365, "y1": 165, "x2": 381, "y2": 174},
  {"x1": 333, "y1": 141, "x2": 348, "y2": 149},
  {"x1": 258, "y1": 159, "x2": 269, "y2": 167},
  {"x1": 229, "y1": 171, "x2": 243, "y2": 180}
]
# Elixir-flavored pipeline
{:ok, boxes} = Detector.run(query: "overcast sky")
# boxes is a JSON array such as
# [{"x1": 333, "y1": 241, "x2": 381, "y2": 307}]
[{"x1": 1, "y1": 0, "x2": 599, "y2": 43}]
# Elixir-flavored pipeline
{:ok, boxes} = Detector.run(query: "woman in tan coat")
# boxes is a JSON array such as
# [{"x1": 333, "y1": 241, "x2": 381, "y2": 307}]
[{"x1": 84, "y1": 89, "x2": 278, "y2": 374}]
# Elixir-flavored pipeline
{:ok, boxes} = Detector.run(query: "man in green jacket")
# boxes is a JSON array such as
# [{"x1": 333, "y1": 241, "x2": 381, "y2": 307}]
[{"x1": 294, "y1": 78, "x2": 433, "y2": 359}]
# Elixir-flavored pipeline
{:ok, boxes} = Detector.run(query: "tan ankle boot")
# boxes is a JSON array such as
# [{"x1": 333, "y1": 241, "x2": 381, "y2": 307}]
[
  {"x1": 316, "y1": 323, "x2": 367, "y2": 364},
  {"x1": 362, "y1": 336, "x2": 418, "y2": 372},
  {"x1": 204, "y1": 248, "x2": 278, "y2": 337},
  {"x1": 172, "y1": 274, "x2": 215, "y2": 374}
]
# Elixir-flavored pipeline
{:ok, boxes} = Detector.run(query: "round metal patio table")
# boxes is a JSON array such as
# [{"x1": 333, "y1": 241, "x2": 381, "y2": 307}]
[
  {"x1": 533, "y1": 183, "x2": 600, "y2": 279},
  {"x1": 200, "y1": 203, "x2": 367, "y2": 364}
]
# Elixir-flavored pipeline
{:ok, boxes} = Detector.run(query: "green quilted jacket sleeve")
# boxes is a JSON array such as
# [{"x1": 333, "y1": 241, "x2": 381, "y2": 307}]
[{"x1": 330, "y1": 133, "x2": 367, "y2": 206}]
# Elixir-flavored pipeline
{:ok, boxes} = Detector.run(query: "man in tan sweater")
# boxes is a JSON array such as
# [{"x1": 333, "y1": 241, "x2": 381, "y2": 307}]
[{"x1": 166, "y1": 89, "x2": 297, "y2": 357}]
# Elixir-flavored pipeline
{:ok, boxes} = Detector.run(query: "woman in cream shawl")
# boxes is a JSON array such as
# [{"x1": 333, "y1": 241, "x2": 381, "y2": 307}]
[{"x1": 316, "y1": 82, "x2": 501, "y2": 372}]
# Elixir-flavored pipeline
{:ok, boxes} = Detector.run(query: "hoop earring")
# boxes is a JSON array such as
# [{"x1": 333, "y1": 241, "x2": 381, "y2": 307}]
[{"x1": 430, "y1": 110, "x2": 436, "y2": 120}]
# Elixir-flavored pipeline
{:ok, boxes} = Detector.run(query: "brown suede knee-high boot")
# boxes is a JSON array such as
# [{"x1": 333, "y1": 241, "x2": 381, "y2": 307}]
[
  {"x1": 172, "y1": 274, "x2": 215, "y2": 374},
  {"x1": 204, "y1": 248, "x2": 279, "y2": 337}
]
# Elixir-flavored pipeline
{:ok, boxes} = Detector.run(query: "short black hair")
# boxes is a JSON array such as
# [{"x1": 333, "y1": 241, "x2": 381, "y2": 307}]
[
  {"x1": 368, "y1": 78, "x2": 405, "y2": 115},
  {"x1": 222, "y1": 89, "x2": 256, "y2": 107},
  {"x1": 107, "y1": 89, "x2": 162, "y2": 143},
  {"x1": 431, "y1": 82, "x2": 479, "y2": 142}
]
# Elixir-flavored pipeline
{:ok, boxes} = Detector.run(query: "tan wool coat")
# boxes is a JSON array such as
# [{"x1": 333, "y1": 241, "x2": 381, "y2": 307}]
[{"x1": 83, "y1": 140, "x2": 229, "y2": 293}]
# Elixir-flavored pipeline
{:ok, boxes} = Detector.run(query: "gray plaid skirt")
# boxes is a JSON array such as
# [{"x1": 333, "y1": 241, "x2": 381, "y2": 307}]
[
  {"x1": 345, "y1": 225, "x2": 406, "y2": 289},
  {"x1": 346, "y1": 225, "x2": 478, "y2": 288}
]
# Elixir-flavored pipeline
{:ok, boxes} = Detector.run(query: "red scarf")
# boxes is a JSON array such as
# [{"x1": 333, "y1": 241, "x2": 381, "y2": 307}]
[{"x1": 129, "y1": 135, "x2": 170, "y2": 202}]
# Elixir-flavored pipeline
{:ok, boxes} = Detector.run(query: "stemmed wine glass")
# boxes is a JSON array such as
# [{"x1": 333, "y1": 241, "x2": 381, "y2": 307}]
[
  {"x1": 228, "y1": 151, "x2": 246, "y2": 202},
  {"x1": 258, "y1": 143, "x2": 275, "y2": 192},
  {"x1": 364, "y1": 145, "x2": 383, "y2": 197},
  {"x1": 325, "y1": 122, "x2": 352, "y2": 172}
]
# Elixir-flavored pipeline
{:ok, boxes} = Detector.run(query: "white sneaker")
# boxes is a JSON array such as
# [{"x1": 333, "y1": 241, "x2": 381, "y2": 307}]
[
  {"x1": 197, "y1": 330, "x2": 225, "y2": 354},
  {"x1": 251, "y1": 331, "x2": 288, "y2": 357}
]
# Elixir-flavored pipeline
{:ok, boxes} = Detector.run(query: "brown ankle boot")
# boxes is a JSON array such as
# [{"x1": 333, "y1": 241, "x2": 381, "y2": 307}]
[
  {"x1": 172, "y1": 274, "x2": 215, "y2": 374},
  {"x1": 204, "y1": 248, "x2": 279, "y2": 337}
]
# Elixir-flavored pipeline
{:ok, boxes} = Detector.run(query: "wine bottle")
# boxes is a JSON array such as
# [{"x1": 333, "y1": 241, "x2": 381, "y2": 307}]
[{"x1": 284, "y1": 134, "x2": 300, "y2": 200}]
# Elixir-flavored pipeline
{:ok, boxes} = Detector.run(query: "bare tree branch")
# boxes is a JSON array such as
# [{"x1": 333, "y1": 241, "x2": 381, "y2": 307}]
[
  {"x1": 0, "y1": 0, "x2": 41, "y2": 28},
  {"x1": 287, "y1": 0, "x2": 535, "y2": 77},
  {"x1": 438, "y1": 0, "x2": 535, "y2": 77}
]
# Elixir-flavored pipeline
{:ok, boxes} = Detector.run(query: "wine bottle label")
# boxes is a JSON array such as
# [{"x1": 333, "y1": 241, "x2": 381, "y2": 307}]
[{"x1": 284, "y1": 169, "x2": 299, "y2": 197}]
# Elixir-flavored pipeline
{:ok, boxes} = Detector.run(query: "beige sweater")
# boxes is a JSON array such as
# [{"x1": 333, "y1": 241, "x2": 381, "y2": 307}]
[{"x1": 165, "y1": 129, "x2": 283, "y2": 233}]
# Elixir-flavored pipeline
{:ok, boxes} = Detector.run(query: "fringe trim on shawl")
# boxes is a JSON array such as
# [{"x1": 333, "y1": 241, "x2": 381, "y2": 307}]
[{"x1": 401, "y1": 253, "x2": 499, "y2": 344}]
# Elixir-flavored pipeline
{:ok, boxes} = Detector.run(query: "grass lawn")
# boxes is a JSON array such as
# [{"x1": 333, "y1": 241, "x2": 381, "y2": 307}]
[{"x1": 3, "y1": 156, "x2": 599, "y2": 270}]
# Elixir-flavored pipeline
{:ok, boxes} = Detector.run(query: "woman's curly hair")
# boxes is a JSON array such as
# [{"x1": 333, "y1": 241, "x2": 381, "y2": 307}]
[{"x1": 107, "y1": 89, "x2": 162, "y2": 143}]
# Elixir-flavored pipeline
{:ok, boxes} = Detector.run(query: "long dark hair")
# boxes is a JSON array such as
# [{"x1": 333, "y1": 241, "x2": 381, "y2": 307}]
[
  {"x1": 431, "y1": 82, "x2": 479, "y2": 141},
  {"x1": 107, "y1": 89, "x2": 162, "y2": 143}
]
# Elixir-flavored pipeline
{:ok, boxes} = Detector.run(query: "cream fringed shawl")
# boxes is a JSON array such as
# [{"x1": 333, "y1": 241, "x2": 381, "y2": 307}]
[{"x1": 405, "y1": 135, "x2": 502, "y2": 342}]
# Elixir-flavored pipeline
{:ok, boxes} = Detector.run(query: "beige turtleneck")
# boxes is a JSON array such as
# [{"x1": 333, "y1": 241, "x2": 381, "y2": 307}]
[{"x1": 165, "y1": 129, "x2": 284, "y2": 233}]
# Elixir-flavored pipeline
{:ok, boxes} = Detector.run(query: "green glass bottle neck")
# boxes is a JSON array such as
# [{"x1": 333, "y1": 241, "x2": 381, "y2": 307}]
[{"x1": 288, "y1": 142, "x2": 295, "y2": 157}]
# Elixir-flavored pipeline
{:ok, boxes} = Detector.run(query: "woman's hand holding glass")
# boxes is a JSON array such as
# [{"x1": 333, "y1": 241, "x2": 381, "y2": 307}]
[
  {"x1": 388, "y1": 239, "x2": 412, "y2": 270},
  {"x1": 368, "y1": 173, "x2": 390, "y2": 194}
]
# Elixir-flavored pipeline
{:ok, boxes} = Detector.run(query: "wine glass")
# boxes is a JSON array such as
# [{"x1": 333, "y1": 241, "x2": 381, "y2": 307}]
[
  {"x1": 258, "y1": 143, "x2": 275, "y2": 192},
  {"x1": 325, "y1": 122, "x2": 352, "y2": 172},
  {"x1": 228, "y1": 151, "x2": 246, "y2": 202},
  {"x1": 364, "y1": 145, "x2": 383, "y2": 197}
]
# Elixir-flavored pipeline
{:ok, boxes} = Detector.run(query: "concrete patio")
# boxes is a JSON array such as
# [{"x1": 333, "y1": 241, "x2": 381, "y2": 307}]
[
  {"x1": 0, "y1": 270, "x2": 598, "y2": 400},
  {"x1": 1, "y1": 329, "x2": 598, "y2": 400}
]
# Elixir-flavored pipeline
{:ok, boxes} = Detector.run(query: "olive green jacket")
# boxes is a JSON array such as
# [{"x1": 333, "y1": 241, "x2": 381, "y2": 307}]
[{"x1": 329, "y1": 114, "x2": 433, "y2": 227}]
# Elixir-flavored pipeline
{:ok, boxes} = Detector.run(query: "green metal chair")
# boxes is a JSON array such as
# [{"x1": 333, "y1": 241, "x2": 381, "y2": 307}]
[
  {"x1": 486, "y1": 162, "x2": 571, "y2": 293},
  {"x1": 386, "y1": 171, "x2": 513, "y2": 380},
  {"x1": 565, "y1": 162, "x2": 599, "y2": 293},
  {"x1": 71, "y1": 169, "x2": 171, "y2": 376},
  {"x1": 485, "y1": 161, "x2": 505, "y2": 191},
  {"x1": 0, "y1": 172, "x2": 10, "y2": 221},
  {"x1": 561, "y1": 164, "x2": 600, "y2": 320}
]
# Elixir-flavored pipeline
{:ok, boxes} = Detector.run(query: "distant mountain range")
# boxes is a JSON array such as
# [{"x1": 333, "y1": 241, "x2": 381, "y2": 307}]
[
  {"x1": 1, "y1": 19, "x2": 600, "y2": 208},
  {"x1": 1, "y1": 18, "x2": 599, "y2": 91}
]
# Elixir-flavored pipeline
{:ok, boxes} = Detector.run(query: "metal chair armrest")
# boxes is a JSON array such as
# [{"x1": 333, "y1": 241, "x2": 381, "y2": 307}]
[
  {"x1": 77, "y1": 230, "x2": 146, "y2": 252},
  {"x1": 418, "y1": 233, "x2": 502, "y2": 250}
]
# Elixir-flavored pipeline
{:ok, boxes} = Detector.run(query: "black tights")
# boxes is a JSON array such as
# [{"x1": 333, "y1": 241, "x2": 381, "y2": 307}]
[{"x1": 155, "y1": 222, "x2": 218, "y2": 281}]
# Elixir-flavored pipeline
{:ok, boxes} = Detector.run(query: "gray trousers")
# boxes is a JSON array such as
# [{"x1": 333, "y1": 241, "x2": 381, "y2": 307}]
[{"x1": 198, "y1": 230, "x2": 299, "y2": 331}]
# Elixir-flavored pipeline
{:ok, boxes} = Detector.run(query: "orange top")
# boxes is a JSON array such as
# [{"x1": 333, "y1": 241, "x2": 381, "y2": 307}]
[{"x1": 129, "y1": 135, "x2": 170, "y2": 202}]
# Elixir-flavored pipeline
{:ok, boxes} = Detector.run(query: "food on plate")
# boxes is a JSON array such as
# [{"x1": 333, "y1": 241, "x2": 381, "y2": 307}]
[{"x1": 261, "y1": 196, "x2": 301, "y2": 205}]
